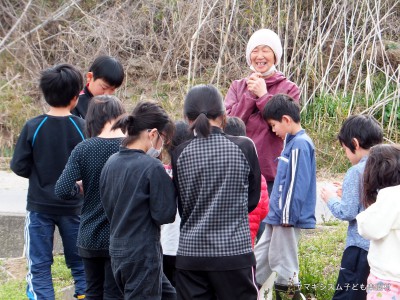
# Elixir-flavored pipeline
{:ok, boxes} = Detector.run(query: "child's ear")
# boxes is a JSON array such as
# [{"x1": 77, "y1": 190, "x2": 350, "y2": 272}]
[
  {"x1": 352, "y1": 138, "x2": 360, "y2": 150},
  {"x1": 86, "y1": 72, "x2": 94, "y2": 84},
  {"x1": 282, "y1": 115, "x2": 291, "y2": 124}
]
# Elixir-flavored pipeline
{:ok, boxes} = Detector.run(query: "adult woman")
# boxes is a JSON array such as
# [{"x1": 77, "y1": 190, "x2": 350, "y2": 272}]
[
  {"x1": 171, "y1": 84, "x2": 261, "y2": 300},
  {"x1": 225, "y1": 29, "x2": 300, "y2": 193}
]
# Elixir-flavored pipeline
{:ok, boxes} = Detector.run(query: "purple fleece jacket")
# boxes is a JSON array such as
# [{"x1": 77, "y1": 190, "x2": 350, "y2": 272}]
[{"x1": 225, "y1": 72, "x2": 300, "y2": 181}]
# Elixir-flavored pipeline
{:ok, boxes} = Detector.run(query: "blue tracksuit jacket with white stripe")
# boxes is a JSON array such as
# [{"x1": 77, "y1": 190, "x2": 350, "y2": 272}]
[{"x1": 265, "y1": 129, "x2": 316, "y2": 228}]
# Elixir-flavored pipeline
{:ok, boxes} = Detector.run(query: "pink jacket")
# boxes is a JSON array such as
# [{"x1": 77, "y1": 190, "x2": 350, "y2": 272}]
[
  {"x1": 225, "y1": 72, "x2": 300, "y2": 181},
  {"x1": 249, "y1": 175, "x2": 269, "y2": 247}
]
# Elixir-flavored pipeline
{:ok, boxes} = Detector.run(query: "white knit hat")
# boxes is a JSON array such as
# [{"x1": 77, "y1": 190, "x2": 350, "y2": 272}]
[{"x1": 246, "y1": 29, "x2": 283, "y2": 67}]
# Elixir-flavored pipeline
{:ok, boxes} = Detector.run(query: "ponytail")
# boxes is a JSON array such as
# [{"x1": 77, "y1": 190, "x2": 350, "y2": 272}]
[
  {"x1": 114, "y1": 101, "x2": 173, "y2": 147},
  {"x1": 184, "y1": 84, "x2": 225, "y2": 138},
  {"x1": 190, "y1": 113, "x2": 211, "y2": 138}
]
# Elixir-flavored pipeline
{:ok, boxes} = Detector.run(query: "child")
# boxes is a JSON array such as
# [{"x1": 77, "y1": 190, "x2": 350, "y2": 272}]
[
  {"x1": 357, "y1": 144, "x2": 400, "y2": 299},
  {"x1": 71, "y1": 55, "x2": 124, "y2": 119},
  {"x1": 10, "y1": 64, "x2": 86, "y2": 299},
  {"x1": 55, "y1": 95, "x2": 126, "y2": 299},
  {"x1": 161, "y1": 120, "x2": 193, "y2": 287},
  {"x1": 99, "y1": 101, "x2": 177, "y2": 299},
  {"x1": 224, "y1": 116, "x2": 269, "y2": 247},
  {"x1": 171, "y1": 84, "x2": 261, "y2": 300},
  {"x1": 321, "y1": 114, "x2": 383, "y2": 299},
  {"x1": 254, "y1": 94, "x2": 316, "y2": 300}
]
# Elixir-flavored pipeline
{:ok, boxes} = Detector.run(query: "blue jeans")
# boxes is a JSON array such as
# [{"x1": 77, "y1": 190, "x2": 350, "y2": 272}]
[{"x1": 25, "y1": 211, "x2": 86, "y2": 300}]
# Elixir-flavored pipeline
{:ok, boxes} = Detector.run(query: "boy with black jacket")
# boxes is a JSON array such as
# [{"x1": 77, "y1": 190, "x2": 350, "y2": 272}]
[
  {"x1": 254, "y1": 94, "x2": 316, "y2": 300},
  {"x1": 10, "y1": 64, "x2": 86, "y2": 300},
  {"x1": 71, "y1": 55, "x2": 124, "y2": 119}
]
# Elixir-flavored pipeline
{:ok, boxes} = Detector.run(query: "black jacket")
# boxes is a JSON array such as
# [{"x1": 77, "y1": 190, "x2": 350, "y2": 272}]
[
  {"x1": 100, "y1": 148, "x2": 177, "y2": 259},
  {"x1": 10, "y1": 114, "x2": 85, "y2": 215},
  {"x1": 71, "y1": 85, "x2": 93, "y2": 119}
]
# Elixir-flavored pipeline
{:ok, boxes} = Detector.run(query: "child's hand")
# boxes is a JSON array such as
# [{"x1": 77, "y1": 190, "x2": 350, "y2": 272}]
[
  {"x1": 246, "y1": 73, "x2": 267, "y2": 98},
  {"x1": 333, "y1": 181, "x2": 342, "y2": 197},
  {"x1": 320, "y1": 185, "x2": 337, "y2": 203},
  {"x1": 76, "y1": 180, "x2": 84, "y2": 195}
]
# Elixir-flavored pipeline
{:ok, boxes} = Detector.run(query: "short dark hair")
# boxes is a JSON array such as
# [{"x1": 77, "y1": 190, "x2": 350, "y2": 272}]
[
  {"x1": 112, "y1": 101, "x2": 173, "y2": 147},
  {"x1": 184, "y1": 84, "x2": 225, "y2": 138},
  {"x1": 171, "y1": 121, "x2": 193, "y2": 150},
  {"x1": 89, "y1": 55, "x2": 124, "y2": 88},
  {"x1": 262, "y1": 94, "x2": 300, "y2": 123},
  {"x1": 39, "y1": 64, "x2": 83, "y2": 107},
  {"x1": 225, "y1": 117, "x2": 246, "y2": 136},
  {"x1": 338, "y1": 115, "x2": 383, "y2": 153},
  {"x1": 363, "y1": 144, "x2": 400, "y2": 207},
  {"x1": 85, "y1": 95, "x2": 126, "y2": 138}
]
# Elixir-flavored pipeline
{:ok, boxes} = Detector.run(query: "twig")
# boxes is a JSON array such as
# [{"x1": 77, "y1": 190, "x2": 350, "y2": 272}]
[
  {"x1": 0, "y1": 0, "x2": 82, "y2": 54},
  {"x1": 0, "y1": 0, "x2": 33, "y2": 49}
]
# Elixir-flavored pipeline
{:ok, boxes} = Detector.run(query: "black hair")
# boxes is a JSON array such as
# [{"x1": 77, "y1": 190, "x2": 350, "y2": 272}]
[
  {"x1": 184, "y1": 84, "x2": 225, "y2": 138},
  {"x1": 85, "y1": 95, "x2": 126, "y2": 138},
  {"x1": 170, "y1": 121, "x2": 193, "y2": 152},
  {"x1": 224, "y1": 116, "x2": 246, "y2": 137},
  {"x1": 262, "y1": 94, "x2": 300, "y2": 123},
  {"x1": 89, "y1": 55, "x2": 124, "y2": 88},
  {"x1": 112, "y1": 101, "x2": 173, "y2": 147},
  {"x1": 39, "y1": 63, "x2": 83, "y2": 107},
  {"x1": 363, "y1": 144, "x2": 400, "y2": 207},
  {"x1": 338, "y1": 115, "x2": 383, "y2": 154}
]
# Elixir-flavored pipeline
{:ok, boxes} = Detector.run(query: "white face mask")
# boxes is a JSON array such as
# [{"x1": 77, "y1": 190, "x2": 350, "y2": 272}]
[
  {"x1": 250, "y1": 65, "x2": 277, "y2": 77},
  {"x1": 146, "y1": 131, "x2": 163, "y2": 158}
]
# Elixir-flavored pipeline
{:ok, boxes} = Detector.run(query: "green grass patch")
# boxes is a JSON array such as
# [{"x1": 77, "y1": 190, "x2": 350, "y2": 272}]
[
  {"x1": 0, "y1": 255, "x2": 73, "y2": 300},
  {"x1": 0, "y1": 278, "x2": 25, "y2": 300},
  {"x1": 299, "y1": 222, "x2": 347, "y2": 299},
  {"x1": 0, "y1": 85, "x2": 42, "y2": 158}
]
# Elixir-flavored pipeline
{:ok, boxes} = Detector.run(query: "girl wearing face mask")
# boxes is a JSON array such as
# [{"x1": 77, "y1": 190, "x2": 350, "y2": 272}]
[{"x1": 100, "y1": 101, "x2": 177, "y2": 299}]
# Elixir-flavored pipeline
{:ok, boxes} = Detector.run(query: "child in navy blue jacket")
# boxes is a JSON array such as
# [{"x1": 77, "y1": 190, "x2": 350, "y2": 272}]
[
  {"x1": 254, "y1": 94, "x2": 316, "y2": 300},
  {"x1": 10, "y1": 64, "x2": 86, "y2": 299}
]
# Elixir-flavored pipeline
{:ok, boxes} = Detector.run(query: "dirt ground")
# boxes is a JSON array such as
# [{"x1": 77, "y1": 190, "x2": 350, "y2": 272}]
[{"x1": 0, "y1": 257, "x2": 26, "y2": 281}]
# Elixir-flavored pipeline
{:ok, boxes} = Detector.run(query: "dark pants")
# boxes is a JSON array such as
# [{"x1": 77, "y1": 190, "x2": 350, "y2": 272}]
[
  {"x1": 332, "y1": 246, "x2": 370, "y2": 300},
  {"x1": 111, "y1": 256, "x2": 176, "y2": 300},
  {"x1": 163, "y1": 255, "x2": 177, "y2": 287},
  {"x1": 176, "y1": 267, "x2": 258, "y2": 300},
  {"x1": 25, "y1": 211, "x2": 86, "y2": 300},
  {"x1": 82, "y1": 257, "x2": 123, "y2": 299}
]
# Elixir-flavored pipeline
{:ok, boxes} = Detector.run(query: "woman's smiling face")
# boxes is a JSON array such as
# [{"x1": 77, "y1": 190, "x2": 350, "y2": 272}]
[{"x1": 250, "y1": 45, "x2": 276, "y2": 73}]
